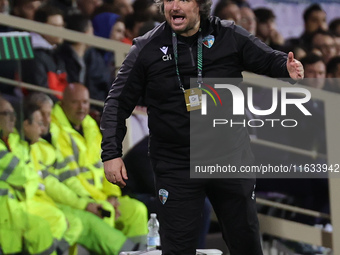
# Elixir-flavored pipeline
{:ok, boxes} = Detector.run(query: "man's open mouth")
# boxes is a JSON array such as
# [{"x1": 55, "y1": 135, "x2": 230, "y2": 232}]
[{"x1": 172, "y1": 15, "x2": 185, "y2": 23}]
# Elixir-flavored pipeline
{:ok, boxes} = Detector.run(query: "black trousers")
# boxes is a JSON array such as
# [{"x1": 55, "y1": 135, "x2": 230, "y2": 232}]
[{"x1": 152, "y1": 159, "x2": 263, "y2": 255}]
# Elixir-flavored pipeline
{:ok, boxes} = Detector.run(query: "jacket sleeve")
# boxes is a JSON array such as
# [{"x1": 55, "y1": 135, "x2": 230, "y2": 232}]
[
  {"x1": 100, "y1": 41, "x2": 146, "y2": 162},
  {"x1": 44, "y1": 175, "x2": 89, "y2": 210},
  {"x1": 233, "y1": 25, "x2": 290, "y2": 78},
  {"x1": 52, "y1": 131, "x2": 93, "y2": 198},
  {"x1": 21, "y1": 53, "x2": 48, "y2": 88}
]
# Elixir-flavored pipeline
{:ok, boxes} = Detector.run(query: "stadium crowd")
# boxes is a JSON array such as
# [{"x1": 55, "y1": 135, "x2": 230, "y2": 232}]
[{"x1": 0, "y1": 0, "x2": 340, "y2": 254}]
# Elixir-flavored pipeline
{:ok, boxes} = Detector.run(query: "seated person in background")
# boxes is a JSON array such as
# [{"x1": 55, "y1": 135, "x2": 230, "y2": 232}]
[
  {"x1": 76, "y1": 0, "x2": 103, "y2": 17},
  {"x1": 239, "y1": 6, "x2": 256, "y2": 35},
  {"x1": 300, "y1": 53, "x2": 326, "y2": 89},
  {"x1": 253, "y1": 7, "x2": 284, "y2": 51},
  {"x1": 213, "y1": 0, "x2": 241, "y2": 24},
  {"x1": 58, "y1": 13, "x2": 112, "y2": 104},
  {"x1": 92, "y1": 11, "x2": 126, "y2": 81},
  {"x1": 26, "y1": 92, "x2": 145, "y2": 255},
  {"x1": 0, "y1": 96, "x2": 57, "y2": 255},
  {"x1": 121, "y1": 13, "x2": 148, "y2": 45},
  {"x1": 51, "y1": 83, "x2": 148, "y2": 243},
  {"x1": 311, "y1": 30, "x2": 338, "y2": 64},
  {"x1": 21, "y1": 5, "x2": 68, "y2": 101},
  {"x1": 285, "y1": 4, "x2": 328, "y2": 52},
  {"x1": 326, "y1": 56, "x2": 340, "y2": 93},
  {"x1": 1, "y1": 97, "x2": 78, "y2": 254},
  {"x1": 11, "y1": 0, "x2": 42, "y2": 20},
  {"x1": 329, "y1": 18, "x2": 340, "y2": 55}
]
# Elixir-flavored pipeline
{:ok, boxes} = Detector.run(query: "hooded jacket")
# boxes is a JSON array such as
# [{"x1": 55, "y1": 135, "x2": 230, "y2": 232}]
[{"x1": 21, "y1": 33, "x2": 68, "y2": 100}]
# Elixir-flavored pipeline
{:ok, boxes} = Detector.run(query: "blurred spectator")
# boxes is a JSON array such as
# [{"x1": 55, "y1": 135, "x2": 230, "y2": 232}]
[
  {"x1": 21, "y1": 5, "x2": 67, "y2": 101},
  {"x1": 292, "y1": 46, "x2": 307, "y2": 61},
  {"x1": 58, "y1": 13, "x2": 93, "y2": 84},
  {"x1": 121, "y1": 13, "x2": 147, "y2": 45},
  {"x1": 285, "y1": 4, "x2": 327, "y2": 52},
  {"x1": 133, "y1": 0, "x2": 163, "y2": 23},
  {"x1": 107, "y1": 0, "x2": 133, "y2": 16},
  {"x1": 76, "y1": 0, "x2": 103, "y2": 17},
  {"x1": 329, "y1": 18, "x2": 340, "y2": 37},
  {"x1": 92, "y1": 12, "x2": 124, "y2": 86},
  {"x1": 311, "y1": 30, "x2": 337, "y2": 64},
  {"x1": 254, "y1": 8, "x2": 284, "y2": 50},
  {"x1": 329, "y1": 18, "x2": 340, "y2": 55},
  {"x1": 213, "y1": 0, "x2": 241, "y2": 24},
  {"x1": 239, "y1": 6, "x2": 256, "y2": 35},
  {"x1": 0, "y1": 0, "x2": 9, "y2": 31},
  {"x1": 47, "y1": 0, "x2": 76, "y2": 14},
  {"x1": 58, "y1": 13, "x2": 112, "y2": 106},
  {"x1": 93, "y1": 11, "x2": 121, "y2": 39},
  {"x1": 11, "y1": 0, "x2": 42, "y2": 20},
  {"x1": 0, "y1": 0, "x2": 9, "y2": 14},
  {"x1": 233, "y1": 0, "x2": 250, "y2": 8},
  {"x1": 51, "y1": 83, "x2": 149, "y2": 242},
  {"x1": 132, "y1": 0, "x2": 164, "y2": 35},
  {"x1": 325, "y1": 56, "x2": 340, "y2": 93},
  {"x1": 300, "y1": 53, "x2": 326, "y2": 89},
  {"x1": 110, "y1": 17, "x2": 125, "y2": 41}
]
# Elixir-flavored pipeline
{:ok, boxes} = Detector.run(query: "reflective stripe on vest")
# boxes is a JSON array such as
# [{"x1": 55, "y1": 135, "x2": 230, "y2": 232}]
[
  {"x1": 70, "y1": 136, "x2": 79, "y2": 163},
  {"x1": 0, "y1": 156, "x2": 19, "y2": 181},
  {"x1": 94, "y1": 161, "x2": 103, "y2": 168},
  {"x1": 0, "y1": 151, "x2": 7, "y2": 159},
  {"x1": 58, "y1": 169, "x2": 80, "y2": 182},
  {"x1": 0, "y1": 188, "x2": 8, "y2": 196},
  {"x1": 54, "y1": 155, "x2": 75, "y2": 170},
  {"x1": 80, "y1": 167, "x2": 90, "y2": 173},
  {"x1": 36, "y1": 238, "x2": 58, "y2": 255}
]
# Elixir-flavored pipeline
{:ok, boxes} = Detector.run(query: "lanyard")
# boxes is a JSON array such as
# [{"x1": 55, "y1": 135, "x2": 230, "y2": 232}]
[{"x1": 172, "y1": 28, "x2": 203, "y2": 93}]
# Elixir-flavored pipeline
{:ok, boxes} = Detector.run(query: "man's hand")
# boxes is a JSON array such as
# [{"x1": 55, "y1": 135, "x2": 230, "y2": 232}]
[
  {"x1": 287, "y1": 51, "x2": 304, "y2": 81},
  {"x1": 86, "y1": 202, "x2": 103, "y2": 218},
  {"x1": 104, "y1": 158, "x2": 128, "y2": 188}
]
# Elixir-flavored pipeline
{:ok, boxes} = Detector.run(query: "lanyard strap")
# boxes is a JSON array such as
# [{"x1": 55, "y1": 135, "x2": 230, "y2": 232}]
[{"x1": 172, "y1": 28, "x2": 203, "y2": 93}]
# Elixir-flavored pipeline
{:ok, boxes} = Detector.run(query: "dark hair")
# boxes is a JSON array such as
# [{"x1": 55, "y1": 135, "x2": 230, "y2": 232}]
[
  {"x1": 303, "y1": 4, "x2": 324, "y2": 23},
  {"x1": 311, "y1": 29, "x2": 335, "y2": 42},
  {"x1": 65, "y1": 13, "x2": 90, "y2": 32},
  {"x1": 329, "y1": 18, "x2": 340, "y2": 37},
  {"x1": 23, "y1": 103, "x2": 40, "y2": 123},
  {"x1": 133, "y1": 0, "x2": 154, "y2": 13},
  {"x1": 253, "y1": 8, "x2": 275, "y2": 24},
  {"x1": 300, "y1": 53, "x2": 324, "y2": 67},
  {"x1": 124, "y1": 13, "x2": 148, "y2": 31},
  {"x1": 155, "y1": 0, "x2": 212, "y2": 20},
  {"x1": 92, "y1": 3, "x2": 117, "y2": 18},
  {"x1": 34, "y1": 5, "x2": 64, "y2": 23},
  {"x1": 327, "y1": 56, "x2": 340, "y2": 75},
  {"x1": 213, "y1": 0, "x2": 237, "y2": 19},
  {"x1": 12, "y1": 0, "x2": 40, "y2": 8}
]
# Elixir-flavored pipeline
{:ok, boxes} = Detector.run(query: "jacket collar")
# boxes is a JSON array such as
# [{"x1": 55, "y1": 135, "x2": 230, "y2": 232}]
[
  {"x1": 162, "y1": 17, "x2": 214, "y2": 45},
  {"x1": 30, "y1": 32, "x2": 55, "y2": 50}
]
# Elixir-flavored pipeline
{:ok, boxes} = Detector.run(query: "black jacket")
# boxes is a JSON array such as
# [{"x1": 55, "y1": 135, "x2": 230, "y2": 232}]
[{"x1": 101, "y1": 17, "x2": 290, "y2": 164}]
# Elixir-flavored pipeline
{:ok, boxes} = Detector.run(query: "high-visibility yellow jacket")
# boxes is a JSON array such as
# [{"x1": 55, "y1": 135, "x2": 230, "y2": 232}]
[
  {"x1": 0, "y1": 180, "x2": 57, "y2": 255},
  {"x1": 0, "y1": 136, "x2": 57, "y2": 254},
  {"x1": 31, "y1": 138, "x2": 90, "y2": 210},
  {"x1": 51, "y1": 103, "x2": 121, "y2": 200},
  {"x1": 0, "y1": 133, "x2": 39, "y2": 200}
]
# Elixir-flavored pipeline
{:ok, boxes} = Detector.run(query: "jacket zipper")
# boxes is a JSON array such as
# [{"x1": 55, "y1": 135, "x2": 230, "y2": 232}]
[{"x1": 189, "y1": 47, "x2": 195, "y2": 66}]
